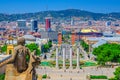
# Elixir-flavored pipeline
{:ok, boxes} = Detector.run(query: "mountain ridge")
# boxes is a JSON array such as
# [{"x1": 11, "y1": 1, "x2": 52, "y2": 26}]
[{"x1": 0, "y1": 9, "x2": 120, "y2": 21}]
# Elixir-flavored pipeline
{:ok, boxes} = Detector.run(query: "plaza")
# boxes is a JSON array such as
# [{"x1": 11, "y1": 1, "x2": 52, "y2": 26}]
[
  {"x1": 37, "y1": 44, "x2": 117, "y2": 80},
  {"x1": 36, "y1": 66, "x2": 116, "y2": 80}
]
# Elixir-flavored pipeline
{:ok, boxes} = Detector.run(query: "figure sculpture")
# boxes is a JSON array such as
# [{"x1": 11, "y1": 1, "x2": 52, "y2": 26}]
[{"x1": 0, "y1": 37, "x2": 41, "y2": 80}]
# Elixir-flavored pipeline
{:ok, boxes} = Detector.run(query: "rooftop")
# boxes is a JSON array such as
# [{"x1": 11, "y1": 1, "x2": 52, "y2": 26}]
[{"x1": 23, "y1": 34, "x2": 36, "y2": 41}]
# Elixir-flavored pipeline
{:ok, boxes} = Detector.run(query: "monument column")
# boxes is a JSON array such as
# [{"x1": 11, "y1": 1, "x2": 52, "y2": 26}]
[
  {"x1": 69, "y1": 45, "x2": 73, "y2": 69},
  {"x1": 76, "y1": 46, "x2": 80, "y2": 69},
  {"x1": 56, "y1": 46, "x2": 59, "y2": 69},
  {"x1": 62, "y1": 47, "x2": 66, "y2": 69}
]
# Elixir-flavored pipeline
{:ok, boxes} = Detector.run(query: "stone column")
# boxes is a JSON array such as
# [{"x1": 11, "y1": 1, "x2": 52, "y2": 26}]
[
  {"x1": 69, "y1": 45, "x2": 73, "y2": 69},
  {"x1": 56, "y1": 46, "x2": 59, "y2": 69},
  {"x1": 76, "y1": 46, "x2": 80, "y2": 69},
  {"x1": 62, "y1": 47, "x2": 66, "y2": 69}
]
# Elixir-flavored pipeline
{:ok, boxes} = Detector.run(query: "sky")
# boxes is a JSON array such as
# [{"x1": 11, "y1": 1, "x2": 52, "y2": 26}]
[{"x1": 0, "y1": 0, "x2": 120, "y2": 14}]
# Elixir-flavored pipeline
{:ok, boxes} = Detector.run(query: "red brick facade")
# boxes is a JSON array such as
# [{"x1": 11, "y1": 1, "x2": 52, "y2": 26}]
[
  {"x1": 71, "y1": 31, "x2": 76, "y2": 45},
  {"x1": 58, "y1": 32, "x2": 62, "y2": 45}
]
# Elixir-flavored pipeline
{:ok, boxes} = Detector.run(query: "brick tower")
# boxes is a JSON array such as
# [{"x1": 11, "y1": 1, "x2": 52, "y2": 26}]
[
  {"x1": 71, "y1": 30, "x2": 76, "y2": 45},
  {"x1": 58, "y1": 31, "x2": 62, "y2": 45}
]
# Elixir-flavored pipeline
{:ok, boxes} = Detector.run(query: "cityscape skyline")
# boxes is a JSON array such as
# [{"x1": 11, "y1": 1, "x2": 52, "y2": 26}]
[
  {"x1": 0, "y1": 0, "x2": 120, "y2": 14},
  {"x1": 0, "y1": 1, "x2": 120, "y2": 80}
]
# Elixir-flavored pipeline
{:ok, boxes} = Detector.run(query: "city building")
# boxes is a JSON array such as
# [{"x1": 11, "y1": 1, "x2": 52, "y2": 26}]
[
  {"x1": 76, "y1": 28, "x2": 103, "y2": 41},
  {"x1": 86, "y1": 37, "x2": 120, "y2": 44},
  {"x1": 88, "y1": 21, "x2": 92, "y2": 26},
  {"x1": 17, "y1": 20, "x2": 26, "y2": 27},
  {"x1": 71, "y1": 17, "x2": 74, "y2": 26},
  {"x1": 17, "y1": 20, "x2": 28, "y2": 31},
  {"x1": 31, "y1": 20, "x2": 38, "y2": 32},
  {"x1": 40, "y1": 31, "x2": 58, "y2": 41},
  {"x1": 55, "y1": 23, "x2": 62, "y2": 32},
  {"x1": 23, "y1": 34, "x2": 36, "y2": 44},
  {"x1": 106, "y1": 21, "x2": 111, "y2": 27},
  {"x1": 45, "y1": 17, "x2": 51, "y2": 31},
  {"x1": 103, "y1": 31, "x2": 115, "y2": 37}
]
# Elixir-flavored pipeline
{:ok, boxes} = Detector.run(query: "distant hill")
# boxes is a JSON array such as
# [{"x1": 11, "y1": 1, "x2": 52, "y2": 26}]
[{"x1": 0, "y1": 9, "x2": 120, "y2": 22}]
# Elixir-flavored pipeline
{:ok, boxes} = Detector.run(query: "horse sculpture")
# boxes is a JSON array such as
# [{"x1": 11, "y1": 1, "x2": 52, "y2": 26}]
[{"x1": 0, "y1": 37, "x2": 41, "y2": 80}]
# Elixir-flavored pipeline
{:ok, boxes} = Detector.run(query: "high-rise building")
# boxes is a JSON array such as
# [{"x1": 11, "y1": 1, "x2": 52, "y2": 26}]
[
  {"x1": 71, "y1": 17, "x2": 74, "y2": 26},
  {"x1": 31, "y1": 20, "x2": 38, "y2": 32},
  {"x1": 45, "y1": 17, "x2": 51, "y2": 31},
  {"x1": 17, "y1": 20, "x2": 28, "y2": 31},
  {"x1": 17, "y1": 20, "x2": 26, "y2": 27}
]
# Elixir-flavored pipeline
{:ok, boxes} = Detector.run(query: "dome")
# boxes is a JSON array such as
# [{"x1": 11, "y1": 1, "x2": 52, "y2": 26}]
[
  {"x1": 81, "y1": 29, "x2": 98, "y2": 33},
  {"x1": 23, "y1": 35, "x2": 36, "y2": 41}
]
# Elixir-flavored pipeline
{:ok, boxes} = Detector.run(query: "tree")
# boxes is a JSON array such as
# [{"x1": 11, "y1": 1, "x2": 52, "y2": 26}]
[
  {"x1": 0, "y1": 74, "x2": 5, "y2": 80},
  {"x1": 26, "y1": 43, "x2": 41, "y2": 56},
  {"x1": 80, "y1": 40, "x2": 89, "y2": 52},
  {"x1": 42, "y1": 40, "x2": 52, "y2": 53},
  {"x1": 1, "y1": 45, "x2": 7, "y2": 53},
  {"x1": 93, "y1": 43, "x2": 120, "y2": 65},
  {"x1": 48, "y1": 40, "x2": 52, "y2": 48},
  {"x1": 43, "y1": 44, "x2": 50, "y2": 53},
  {"x1": 114, "y1": 67, "x2": 120, "y2": 80}
]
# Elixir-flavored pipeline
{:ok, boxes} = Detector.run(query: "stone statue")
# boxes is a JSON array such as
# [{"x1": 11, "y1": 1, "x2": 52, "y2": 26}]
[
  {"x1": 0, "y1": 37, "x2": 41, "y2": 80},
  {"x1": 13, "y1": 37, "x2": 30, "y2": 73}
]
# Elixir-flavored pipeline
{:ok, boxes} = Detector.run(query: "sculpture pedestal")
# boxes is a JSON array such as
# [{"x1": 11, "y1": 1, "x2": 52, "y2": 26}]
[
  {"x1": 5, "y1": 64, "x2": 42, "y2": 80},
  {"x1": 37, "y1": 75, "x2": 42, "y2": 80},
  {"x1": 5, "y1": 64, "x2": 32, "y2": 80},
  {"x1": 0, "y1": 65, "x2": 6, "y2": 74}
]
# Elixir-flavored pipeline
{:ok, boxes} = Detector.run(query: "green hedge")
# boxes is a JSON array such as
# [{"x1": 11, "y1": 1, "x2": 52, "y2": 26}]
[
  {"x1": 42, "y1": 74, "x2": 47, "y2": 79},
  {"x1": 0, "y1": 74, "x2": 5, "y2": 80},
  {"x1": 90, "y1": 75, "x2": 108, "y2": 79},
  {"x1": 109, "y1": 78, "x2": 117, "y2": 80}
]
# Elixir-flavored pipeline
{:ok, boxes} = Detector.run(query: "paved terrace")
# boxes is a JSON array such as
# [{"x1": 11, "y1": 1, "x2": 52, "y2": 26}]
[{"x1": 36, "y1": 66, "x2": 116, "y2": 80}]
